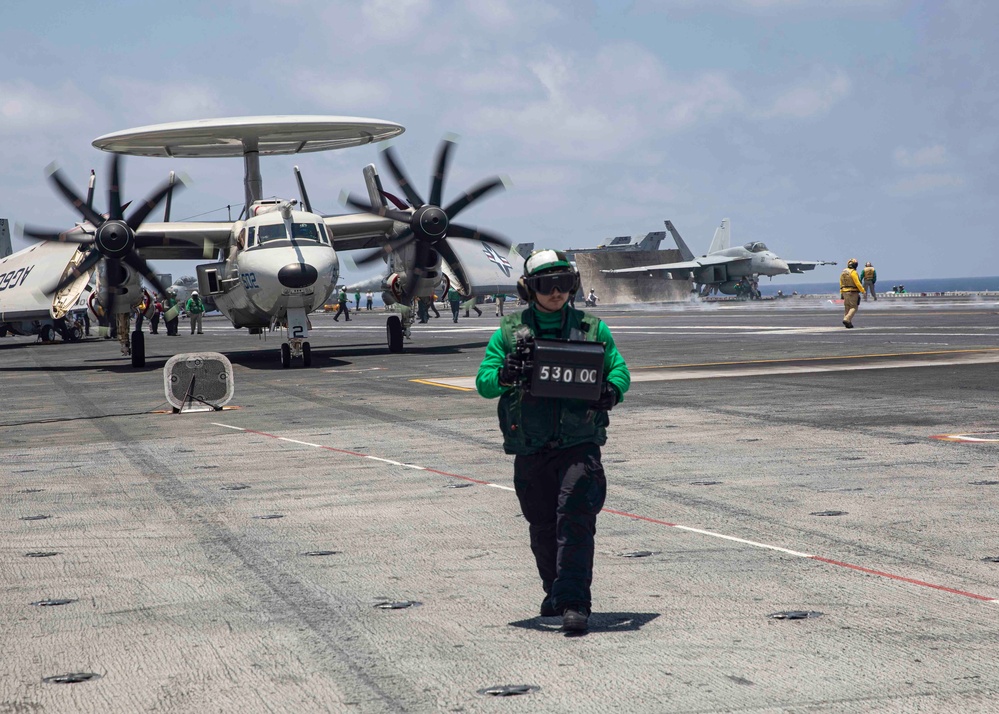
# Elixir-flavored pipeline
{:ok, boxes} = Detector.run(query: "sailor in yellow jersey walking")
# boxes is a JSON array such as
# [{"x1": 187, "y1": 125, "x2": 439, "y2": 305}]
[{"x1": 840, "y1": 258, "x2": 864, "y2": 328}]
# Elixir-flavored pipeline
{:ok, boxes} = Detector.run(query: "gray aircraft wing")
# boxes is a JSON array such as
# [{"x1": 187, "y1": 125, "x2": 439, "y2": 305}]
[
  {"x1": 135, "y1": 222, "x2": 234, "y2": 260},
  {"x1": 325, "y1": 214, "x2": 396, "y2": 253},
  {"x1": 785, "y1": 259, "x2": 837, "y2": 274},
  {"x1": 602, "y1": 254, "x2": 748, "y2": 274}
]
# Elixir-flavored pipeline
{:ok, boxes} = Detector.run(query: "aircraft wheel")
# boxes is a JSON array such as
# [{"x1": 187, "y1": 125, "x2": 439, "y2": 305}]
[
  {"x1": 40, "y1": 325, "x2": 54, "y2": 342},
  {"x1": 302, "y1": 341, "x2": 312, "y2": 367},
  {"x1": 131, "y1": 330, "x2": 145, "y2": 368},
  {"x1": 68, "y1": 326, "x2": 82, "y2": 342},
  {"x1": 387, "y1": 315, "x2": 404, "y2": 353},
  {"x1": 280, "y1": 343, "x2": 291, "y2": 368}
]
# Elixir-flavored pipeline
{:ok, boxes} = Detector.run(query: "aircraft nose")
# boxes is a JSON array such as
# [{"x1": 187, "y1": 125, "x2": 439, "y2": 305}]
[
  {"x1": 775, "y1": 258, "x2": 790, "y2": 274},
  {"x1": 278, "y1": 263, "x2": 319, "y2": 288}
]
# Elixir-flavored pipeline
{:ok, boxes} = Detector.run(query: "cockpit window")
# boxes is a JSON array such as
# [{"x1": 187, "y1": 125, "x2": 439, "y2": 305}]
[
  {"x1": 255, "y1": 222, "x2": 323, "y2": 244},
  {"x1": 744, "y1": 242, "x2": 769, "y2": 253}
]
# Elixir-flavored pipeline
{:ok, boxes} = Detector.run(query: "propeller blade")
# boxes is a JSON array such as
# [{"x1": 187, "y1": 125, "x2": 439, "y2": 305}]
[
  {"x1": 381, "y1": 146, "x2": 425, "y2": 208},
  {"x1": 101, "y1": 258, "x2": 124, "y2": 312},
  {"x1": 108, "y1": 154, "x2": 123, "y2": 221},
  {"x1": 51, "y1": 248, "x2": 102, "y2": 294},
  {"x1": 21, "y1": 224, "x2": 92, "y2": 244},
  {"x1": 355, "y1": 229, "x2": 416, "y2": 266},
  {"x1": 447, "y1": 223, "x2": 511, "y2": 249},
  {"x1": 46, "y1": 165, "x2": 106, "y2": 228},
  {"x1": 123, "y1": 252, "x2": 168, "y2": 296},
  {"x1": 429, "y1": 138, "x2": 456, "y2": 208},
  {"x1": 342, "y1": 191, "x2": 414, "y2": 225},
  {"x1": 443, "y1": 177, "x2": 505, "y2": 220},
  {"x1": 126, "y1": 175, "x2": 185, "y2": 230},
  {"x1": 436, "y1": 240, "x2": 470, "y2": 297}
]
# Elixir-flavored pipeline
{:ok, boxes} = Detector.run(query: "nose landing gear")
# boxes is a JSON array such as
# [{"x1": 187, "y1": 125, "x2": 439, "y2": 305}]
[
  {"x1": 280, "y1": 339, "x2": 312, "y2": 368},
  {"x1": 280, "y1": 306, "x2": 313, "y2": 368}
]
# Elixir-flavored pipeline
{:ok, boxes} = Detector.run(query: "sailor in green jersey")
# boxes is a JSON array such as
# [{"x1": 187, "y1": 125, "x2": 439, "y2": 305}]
[{"x1": 476, "y1": 249, "x2": 630, "y2": 633}]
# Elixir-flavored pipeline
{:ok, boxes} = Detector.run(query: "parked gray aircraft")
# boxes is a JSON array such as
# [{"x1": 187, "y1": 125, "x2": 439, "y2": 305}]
[{"x1": 603, "y1": 219, "x2": 835, "y2": 296}]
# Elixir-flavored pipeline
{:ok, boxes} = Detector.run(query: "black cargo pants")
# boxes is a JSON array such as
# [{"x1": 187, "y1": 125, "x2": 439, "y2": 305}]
[{"x1": 513, "y1": 441, "x2": 606, "y2": 611}]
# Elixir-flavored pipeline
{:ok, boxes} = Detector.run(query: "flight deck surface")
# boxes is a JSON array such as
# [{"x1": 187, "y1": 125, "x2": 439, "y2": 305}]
[{"x1": 3, "y1": 296, "x2": 999, "y2": 712}]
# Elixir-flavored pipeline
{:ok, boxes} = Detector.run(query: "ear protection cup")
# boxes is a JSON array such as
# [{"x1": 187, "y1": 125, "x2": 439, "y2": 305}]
[{"x1": 516, "y1": 276, "x2": 531, "y2": 302}]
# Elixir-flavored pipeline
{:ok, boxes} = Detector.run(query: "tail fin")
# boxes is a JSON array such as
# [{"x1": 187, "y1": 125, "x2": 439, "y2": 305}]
[
  {"x1": 0, "y1": 219, "x2": 10, "y2": 259},
  {"x1": 514, "y1": 242, "x2": 534, "y2": 259},
  {"x1": 363, "y1": 164, "x2": 388, "y2": 212},
  {"x1": 708, "y1": 218, "x2": 730, "y2": 254},
  {"x1": 664, "y1": 220, "x2": 695, "y2": 261}
]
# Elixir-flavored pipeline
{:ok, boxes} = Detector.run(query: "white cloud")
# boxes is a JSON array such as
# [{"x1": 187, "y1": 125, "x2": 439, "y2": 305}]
[
  {"x1": 636, "y1": 0, "x2": 899, "y2": 12},
  {"x1": 292, "y1": 74, "x2": 392, "y2": 112},
  {"x1": 756, "y1": 69, "x2": 851, "y2": 119},
  {"x1": 461, "y1": 43, "x2": 744, "y2": 161},
  {"x1": 360, "y1": 0, "x2": 432, "y2": 39},
  {"x1": 893, "y1": 145, "x2": 949, "y2": 169},
  {"x1": 886, "y1": 172, "x2": 965, "y2": 197},
  {"x1": 0, "y1": 81, "x2": 96, "y2": 134},
  {"x1": 102, "y1": 79, "x2": 225, "y2": 125}
]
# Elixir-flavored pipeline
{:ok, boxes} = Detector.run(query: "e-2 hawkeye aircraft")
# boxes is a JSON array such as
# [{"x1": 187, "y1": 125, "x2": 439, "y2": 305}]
[{"x1": 18, "y1": 116, "x2": 516, "y2": 367}]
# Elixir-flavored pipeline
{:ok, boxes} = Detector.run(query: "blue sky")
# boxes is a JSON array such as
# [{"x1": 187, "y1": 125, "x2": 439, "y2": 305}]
[{"x1": 1, "y1": 0, "x2": 995, "y2": 283}]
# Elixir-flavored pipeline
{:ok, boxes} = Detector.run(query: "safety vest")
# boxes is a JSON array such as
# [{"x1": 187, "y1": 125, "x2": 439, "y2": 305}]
[
  {"x1": 497, "y1": 307, "x2": 607, "y2": 455},
  {"x1": 863, "y1": 266, "x2": 876, "y2": 282},
  {"x1": 840, "y1": 269, "x2": 861, "y2": 293}
]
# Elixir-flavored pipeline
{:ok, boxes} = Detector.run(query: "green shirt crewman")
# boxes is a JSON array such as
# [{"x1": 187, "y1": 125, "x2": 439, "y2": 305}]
[
  {"x1": 476, "y1": 249, "x2": 630, "y2": 632},
  {"x1": 185, "y1": 290, "x2": 206, "y2": 335},
  {"x1": 861, "y1": 262, "x2": 877, "y2": 301},
  {"x1": 333, "y1": 287, "x2": 351, "y2": 322}
]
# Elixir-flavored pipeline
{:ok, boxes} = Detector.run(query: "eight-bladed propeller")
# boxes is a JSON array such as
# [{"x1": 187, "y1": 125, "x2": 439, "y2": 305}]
[
  {"x1": 342, "y1": 138, "x2": 510, "y2": 303},
  {"x1": 22, "y1": 153, "x2": 185, "y2": 310}
]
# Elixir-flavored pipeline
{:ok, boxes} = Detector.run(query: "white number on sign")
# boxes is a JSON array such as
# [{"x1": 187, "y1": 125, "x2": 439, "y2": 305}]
[
  {"x1": 578, "y1": 369, "x2": 598, "y2": 384},
  {"x1": 551, "y1": 366, "x2": 561, "y2": 381},
  {"x1": 539, "y1": 365, "x2": 550, "y2": 380},
  {"x1": 563, "y1": 368, "x2": 573, "y2": 383}
]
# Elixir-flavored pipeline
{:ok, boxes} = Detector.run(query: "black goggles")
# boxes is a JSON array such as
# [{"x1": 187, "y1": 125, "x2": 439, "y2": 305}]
[{"x1": 526, "y1": 271, "x2": 576, "y2": 295}]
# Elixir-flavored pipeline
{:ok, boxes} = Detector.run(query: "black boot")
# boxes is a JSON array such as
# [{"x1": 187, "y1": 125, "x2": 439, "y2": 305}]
[{"x1": 561, "y1": 605, "x2": 590, "y2": 632}]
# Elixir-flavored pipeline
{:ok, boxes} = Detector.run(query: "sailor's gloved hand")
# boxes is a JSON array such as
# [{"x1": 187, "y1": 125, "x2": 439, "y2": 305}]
[
  {"x1": 498, "y1": 352, "x2": 527, "y2": 387},
  {"x1": 590, "y1": 382, "x2": 619, "y2": 411}
]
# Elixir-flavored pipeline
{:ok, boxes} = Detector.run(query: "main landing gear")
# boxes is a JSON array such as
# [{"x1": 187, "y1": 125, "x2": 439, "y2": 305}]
[{"x1": 385, "y1": 305, "x2": 414, "y2": 353}]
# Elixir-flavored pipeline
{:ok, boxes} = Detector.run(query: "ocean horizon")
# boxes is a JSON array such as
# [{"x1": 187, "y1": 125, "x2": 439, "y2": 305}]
[{"x1": 758, "y1": 276, "x2": 999, "y2": 296}]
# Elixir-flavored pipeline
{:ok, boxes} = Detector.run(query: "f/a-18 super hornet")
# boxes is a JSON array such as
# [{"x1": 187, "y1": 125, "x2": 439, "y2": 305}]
[
  {"x1": 602, "y1": 219, "x2": 836, "y2": 296},
  {"x1": 17, "y1": 116, "x2": 516, "y2": 368}
]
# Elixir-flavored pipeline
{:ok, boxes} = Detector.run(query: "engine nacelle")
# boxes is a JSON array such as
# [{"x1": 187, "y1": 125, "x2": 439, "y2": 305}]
[
  {"x1": 382, "y1": 273, "x2": 406, "y2": 305},
  {"x1": 95, "y1": 261, "x2": 144, "y2": 315}
]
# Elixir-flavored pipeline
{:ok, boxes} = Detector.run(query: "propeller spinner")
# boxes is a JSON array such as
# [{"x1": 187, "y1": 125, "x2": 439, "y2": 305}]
[
  {"x1": 343, "y1": 138, "x2": 510, "y2": 303},
  {"x1": 22, "y1": 153, "x2": 184, "y2": 309}
]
